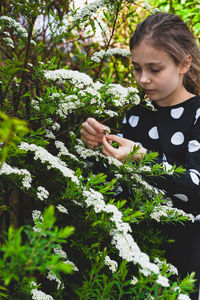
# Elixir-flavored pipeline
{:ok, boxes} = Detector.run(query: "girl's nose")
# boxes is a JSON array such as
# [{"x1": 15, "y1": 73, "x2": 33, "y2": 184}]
[{"x1": 140, "y1": 71, "x2": 151, "y2": 84}]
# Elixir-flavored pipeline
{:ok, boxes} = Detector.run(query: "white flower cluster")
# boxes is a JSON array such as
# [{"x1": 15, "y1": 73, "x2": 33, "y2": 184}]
[
  {"x1": 137, "y1": 165, "x2": 151, "y2": 173},
  {"x1": 131, "y1": 276, "x2": 138, "y2": 285},
  {"x1": 32, "y1": 209, "x2": 44, "y2": 234},
  {"x1": 31, "y1": 287, "x2": 54, "y2": 300},
  {"x1": 93, "y1": 80, "x2": 104, "y2": 91},
  {"x1": 0, "y1": 162, "x2": 32, "y2": 189},
  {"x1": 0, "y1": 16, "x2": 28, "y2": 39},
  {"x1": 150, "y1": 205, "x2": 195, "y2": 222},
  {"x1": 54, "y1": 246, "x2": 67, "y2": 259},
  {"x1": 91, "y1": 48, "x2": 131, "y2": 63},
  {"x1": 18, "y1": 142, "x2": 79, "y2": 185},
  {"x1": 3, "y1": 37, "x2": 14, "y2": 48},
  {"x1": 104, "y1": 84, "x2": 140, "y2": 107},
  {"x1": 104, "y1": 255, "x2": 118, "y2": 272},
  {"x1": 154, "y1": 257, "x2": 178, "y2": 275},
  {"x1": 178, "y1": 294, "x2": 191, "y2": 300},
  {"x1": 156, "y1": 274, "x2": 170, "y2": 287},
  {"x1": 95, "y1": 109, "x2": 118, "y2": 117},
  {"x1": 55, "y1": 140, "x2": 78, "y2": 161},
  {"x1": 51, "y1": 122, "x2": 60, "y2": 131},
  {"x1": 44, "y1": 69, "x2": 93, "y2": 87},
  {"x1": 47, "y1": 270, "x2": 63, "y2": 290},
  {"x1": 82, "y1": 187, "x2": 169, "y2": 285},
  {"x1": 64, "y1": 259, "x2": 79, "y2": 271},
  {"x1": 73, "y1": 0, "x2": 105, "y2": 22},
  {"x1": 75, "y1": 144, "x2": 122, "y2": 167},
  {"x1": 56, "y1": 95, "x2": 84, "y2": 118},
  {"x1": 37, "y1": 186, "x2": 49, "y2": 201},
  {"x1": 56, "y1": 204, "x2": 68, "y2": 214},
  {"x1": 131, "y1": 173, "x2": 164, "y2": 197},
  {"x1": 54, "y1": 246, "x2": 79, "y2": 271},
  {"x1": 82, "y1": 86, "x2": 103, "y2": 107},
  {"x1": 143, "y1": 100, "x2": 158, "y2": 111},
  {"x1": 44, "y1": 129, "x2": 56, "y2": 140},
  {"x1": 32, "y1": 209, "x2": 44, "y2": 222},
  {"x1": 31, "y1": 99, "x2": 40, "y2": 111},
  {"x1": 4, "y1": 31, "x2": 10, "y2": 37},
  {"x1": 75, "y1": 145, "x2": 102, "y2": 161}
]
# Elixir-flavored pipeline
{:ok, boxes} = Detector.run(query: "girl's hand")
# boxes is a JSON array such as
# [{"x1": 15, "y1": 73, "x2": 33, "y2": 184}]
[
  {"x1": 102, "y1": 134, "x2": 147, "y2": 161},
  {"x1": 80, "y1": 118, "x2": 110, "y2": 149}
]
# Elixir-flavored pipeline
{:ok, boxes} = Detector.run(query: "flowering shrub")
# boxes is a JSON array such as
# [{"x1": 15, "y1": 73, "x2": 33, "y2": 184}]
[{"x1": 0, "y1": 0, "x2": 196, "y2": 299}]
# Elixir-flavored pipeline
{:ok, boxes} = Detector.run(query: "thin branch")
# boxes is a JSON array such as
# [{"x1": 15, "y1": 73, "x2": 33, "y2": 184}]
[
  {"x1": 94, "y1": 2, "x2": 121, "y2": 81},
  {"x1": 14, "y1": 17, "x2": 36, "y2": 114}
]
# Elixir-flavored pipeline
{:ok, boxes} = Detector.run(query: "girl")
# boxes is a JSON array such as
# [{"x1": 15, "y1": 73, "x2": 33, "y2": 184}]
[{"x1": 81, "y1": 12, "x2": 200, "y2": 299}]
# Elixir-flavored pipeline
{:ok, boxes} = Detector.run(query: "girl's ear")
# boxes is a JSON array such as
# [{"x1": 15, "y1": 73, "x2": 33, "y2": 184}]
[{"x1": 179, "y1": 54, "x2": 192, "y2": 74}]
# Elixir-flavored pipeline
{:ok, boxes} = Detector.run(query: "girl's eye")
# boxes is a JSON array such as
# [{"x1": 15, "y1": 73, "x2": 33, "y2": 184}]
[
  {"x1": 151, "y1": 69, "x2": 160, "y2": 73},
  {"x1": 133, "y1": 67, "x2": 141, "y2": 72}
]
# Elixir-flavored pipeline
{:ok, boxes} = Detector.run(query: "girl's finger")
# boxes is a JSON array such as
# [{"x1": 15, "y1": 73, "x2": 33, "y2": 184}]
[
  {"x1": 80, "y1": 128, "x2": 103, "y2": 143},
  {"x1": 87, "y1": 118, "x2": 108, "y2": 134},
  {"x1": 81, "y1": 135, "x2": 99, "y2": 147},
  {"x1": 81, "y1": 122, "x2": 104, "y2": 139},
  {"x1": 105, "y1": 134, "x2": 125, "y2": 144},
  {"x1": 102, "y1": 135, "x2": 119, "y2": 157}
]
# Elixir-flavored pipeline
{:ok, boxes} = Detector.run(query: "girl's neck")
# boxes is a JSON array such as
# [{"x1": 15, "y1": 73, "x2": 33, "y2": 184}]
[{"x1": 153, "y1": 87, "x2": 195, "y2": 107}]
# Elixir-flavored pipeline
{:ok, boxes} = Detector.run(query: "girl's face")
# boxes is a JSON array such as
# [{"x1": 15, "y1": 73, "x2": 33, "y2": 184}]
[{"x1": 131, "y1": 40, "x2": 192, "y2": 106}]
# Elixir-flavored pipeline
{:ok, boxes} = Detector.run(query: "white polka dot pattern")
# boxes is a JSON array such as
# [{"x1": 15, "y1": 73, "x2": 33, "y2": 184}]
[
  {"x1": 170, "y1": 107, "x2": 184, "y2": 119},
  {"x1": 128, "y1": 115, "x2": 139, "y2": 128},
  {"x1": 173, "y1": 194, "x2": 188, "y2": 202},
  {"x1": 163, "y1": 161, "x2": 174, "y2": 174},
  {"x1": 117, "y1": 133, "x2": 123, "y2": 138},
  {"x1": 189, "y1": 172, "x2": 200, "y2": 185},
  {"x1": 188, "y1": 140, "x2": 200, "y2": 152},
  {"x1": 135, "y1": 142, "x2": 143, "y2": 147},
  {"x1": 148, "y1": 126, "x2": 159, "y2": 139},
  {"x1": 194, "y1": 108, "x2": 200, "y2": 124},
  {"x1": 162, "y1": 153, "x2": 167, "y2": 161},
  {"x1": 188, "y1": 169, "x2": 200, "y2": 176},
  {"x1": 171, "y1": 132, "x2": 184, "y2": 145},
  {"x1": 122, "y1": 116, "x2": 127, "y2": 124}
]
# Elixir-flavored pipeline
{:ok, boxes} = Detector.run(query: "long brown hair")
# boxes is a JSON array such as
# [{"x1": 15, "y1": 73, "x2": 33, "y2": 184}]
[{"x1": 129, "y1": 12, "x2": 200, "y2": 95}]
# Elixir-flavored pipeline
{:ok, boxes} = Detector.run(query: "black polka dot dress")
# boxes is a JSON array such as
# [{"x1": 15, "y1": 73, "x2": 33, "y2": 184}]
[{"x1": 121, "y1": 96, "x2": 200, "y2": 296}]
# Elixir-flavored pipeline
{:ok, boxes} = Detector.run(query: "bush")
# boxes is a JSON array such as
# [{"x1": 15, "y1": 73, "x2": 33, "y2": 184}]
[{"x1": 0, "y1": 0, "x2": 196, "y2": 299}]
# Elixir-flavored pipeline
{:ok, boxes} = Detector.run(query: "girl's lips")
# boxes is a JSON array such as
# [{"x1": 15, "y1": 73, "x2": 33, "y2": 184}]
[{"x1": 144, "y1": 89, "x2": 155, "y2": 93}]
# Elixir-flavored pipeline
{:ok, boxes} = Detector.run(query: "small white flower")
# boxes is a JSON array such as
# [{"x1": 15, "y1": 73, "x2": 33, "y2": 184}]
[
  {"x1": 0, "y1": 162, "x2": 32, "y2": 189},
  {"x1": 91, "y1": 48, "x2": 131, "y2": 63},
  {"x1": 131, "y1": 276, "x2": 138, "y2": 285},
  {"x1": 54, "y1": 246, "x2": 67, "y2": 259},
  {"x1": 56, "y1": 204, "x2": 68, "y2": 214},
  {"x1": 45, "y1": 129, "x2": 56, "y2": 139},
  {"x1": 104, "y1": 255, "x2": 118, "y2": 272},
  {"x1": 156, "y1": 274, "x2": 169, "y2": 287},
  {"x1": 31, "y1": 287, "x2": 54, "y2": 300},
  {"x1": 47, "y1": 270, "x2": 64, "y2": 290},
  {"x1": 178, "y1": 294, "x2": 191, "y2": 300},
  {"x1": 0, "y1": 16, "x2": 28, "y2": 39},
  {"x1": 73, "y1": 0, "x2": 105, "y2": 22},
  {"x1": 36, "y1": 186, "x2": 49, "y2": 201}
]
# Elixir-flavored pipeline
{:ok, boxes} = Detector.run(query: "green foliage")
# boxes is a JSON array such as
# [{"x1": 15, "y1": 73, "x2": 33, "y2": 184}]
[
  {"x1": 0, "y1": 112, "x2": 28, "y2": 163},
  {"x1": 148, "y1": 0, "x2": 200, "y2": 38},
  {"x1": 0, "y1": 0, "x2": 197, "y2": 299},
  {"x1": 0, "y1": 206, "x2": 74, "y2": 297}
]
